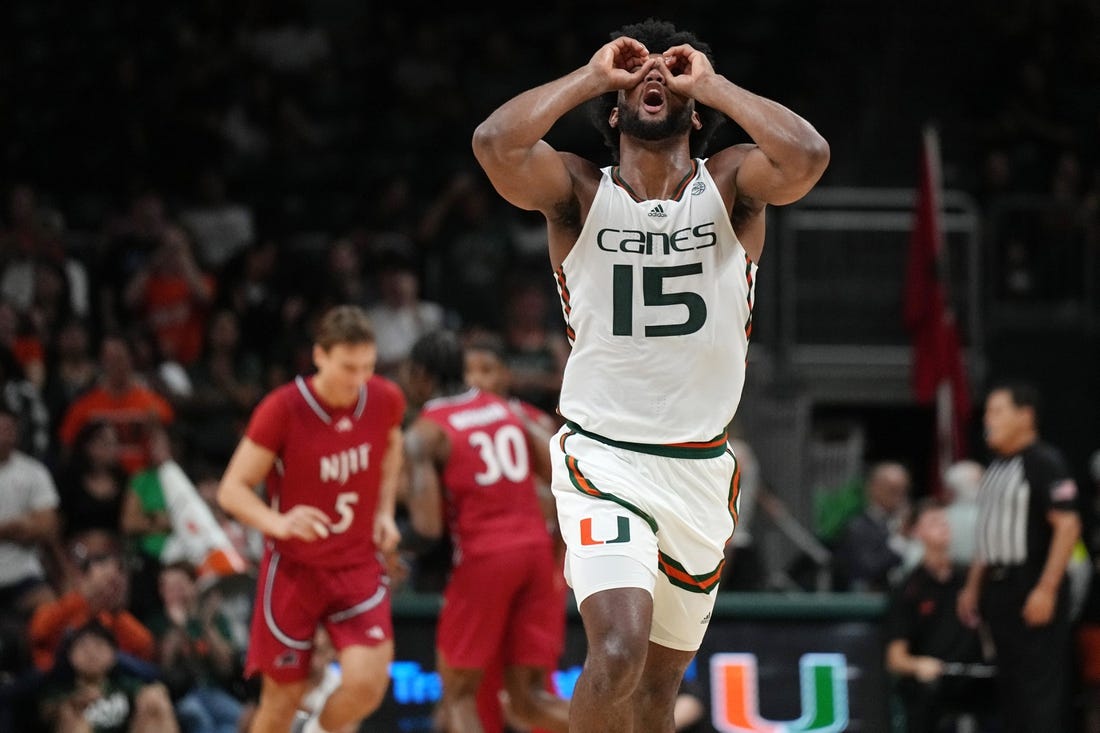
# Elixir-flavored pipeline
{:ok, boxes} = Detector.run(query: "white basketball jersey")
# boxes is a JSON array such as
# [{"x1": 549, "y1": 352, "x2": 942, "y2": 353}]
[{"x1": 554, "y1": 160, "x2": 757, "y2": 444}]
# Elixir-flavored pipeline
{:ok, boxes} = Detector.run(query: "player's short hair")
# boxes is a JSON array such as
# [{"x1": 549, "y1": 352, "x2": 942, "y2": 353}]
[
  {"x1": 588, "y1": 18, "x2": 726, "y2": 162},
  {"x1": 314, "y1": 305, "x2": 375, "y2": 350},
  {"x1": 464, "y1": 331, "x2": 507, "y2": 363},
  {"x1": 409, "y1": 330, "x2": 465, "y2": 390}
]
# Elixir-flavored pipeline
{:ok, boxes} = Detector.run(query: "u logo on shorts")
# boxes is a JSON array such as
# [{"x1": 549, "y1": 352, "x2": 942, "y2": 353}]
[{"x1": 579, "y1": 515, "x2": 631, "y2": 546}]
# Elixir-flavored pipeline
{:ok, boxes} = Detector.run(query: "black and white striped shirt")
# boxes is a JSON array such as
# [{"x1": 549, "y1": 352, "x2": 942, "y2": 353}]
[{"x1": 975, "y1": 441, "x2": 1078, "y2": 572}]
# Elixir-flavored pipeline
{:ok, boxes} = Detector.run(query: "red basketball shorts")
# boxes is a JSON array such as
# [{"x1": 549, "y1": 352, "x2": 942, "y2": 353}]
[
  {"x1": 437, "y1": 543, "x2": 565, "y2": 671},
  {"x1": 246, "y1": 550, "x2": 392, "y2": 682}
]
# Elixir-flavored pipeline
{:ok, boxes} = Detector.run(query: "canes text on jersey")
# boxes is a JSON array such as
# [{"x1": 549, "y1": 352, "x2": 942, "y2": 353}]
[{"x1": 596, "y1": 222, "x2": 717, "y2": 255}]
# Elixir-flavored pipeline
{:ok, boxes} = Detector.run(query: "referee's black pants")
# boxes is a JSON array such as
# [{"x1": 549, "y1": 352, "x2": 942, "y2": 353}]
[{"x1": 981, "y1": 565, "x2": 1072, "y2": 733}]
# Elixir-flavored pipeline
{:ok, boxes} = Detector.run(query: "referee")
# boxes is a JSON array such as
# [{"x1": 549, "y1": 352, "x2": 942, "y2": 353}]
[{"x1": 957, "y1": 381, "x2": 1081, "y2": 732}]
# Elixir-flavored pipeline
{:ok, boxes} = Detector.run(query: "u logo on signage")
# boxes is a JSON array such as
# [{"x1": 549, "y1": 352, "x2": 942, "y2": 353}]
[{"x1": 709, "y1": 653, "x2": 849, "y2": 733}]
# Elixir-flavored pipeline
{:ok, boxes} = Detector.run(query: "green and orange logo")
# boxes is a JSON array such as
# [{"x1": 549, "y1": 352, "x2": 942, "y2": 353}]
[
  {"x1": 579, "y1": 516, "x2": 631, "y2": 546},
  {"x1": 710, "y1": 653, "x2": 849, "y2": 733}
]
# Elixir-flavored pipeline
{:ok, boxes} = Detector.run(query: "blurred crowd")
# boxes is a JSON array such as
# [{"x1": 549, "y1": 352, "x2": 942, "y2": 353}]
[{"x1": 1, "y1": 1, "x2": 1099, "y2": 731}]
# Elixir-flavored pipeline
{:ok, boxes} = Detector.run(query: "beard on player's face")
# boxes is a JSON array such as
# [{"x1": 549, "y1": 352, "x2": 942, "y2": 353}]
[{"x1": 616, "y1": 101, "x2": 694, "y2": 142}]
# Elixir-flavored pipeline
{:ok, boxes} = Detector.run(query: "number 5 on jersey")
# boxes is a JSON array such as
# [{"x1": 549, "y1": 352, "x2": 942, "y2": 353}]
[{"x1": 330, "y1": 492, "x2": 358, "y2": 534}]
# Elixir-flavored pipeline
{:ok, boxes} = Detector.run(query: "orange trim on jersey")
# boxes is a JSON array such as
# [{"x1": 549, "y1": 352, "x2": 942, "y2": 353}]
[
  {"x1": 728, "y1": 461, "x2": 741, "y2": 528},
  {"x1": 555, "y1": 266, "x2": 575, "y2": 343},
  {"x1": 665, "y1": 434, "x2": 728, "y2": 450},
  {"x1": 657, "y1": 551, "x2": 723, "y2": 594},
  {"x1": 565, "y1": 421, "x2": 728, "y2": 459},
  {"x1": 554, "y1": 267, "x2": 572, "y2": 308},
  {"x1": 565, "y1": 455, "x2": 600, "y2": 498}
]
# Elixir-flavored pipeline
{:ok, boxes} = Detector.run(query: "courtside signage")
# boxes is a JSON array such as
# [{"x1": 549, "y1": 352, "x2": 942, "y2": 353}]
[{"x1": 709, "y1": 653, "x2": 849, "y2": 733}]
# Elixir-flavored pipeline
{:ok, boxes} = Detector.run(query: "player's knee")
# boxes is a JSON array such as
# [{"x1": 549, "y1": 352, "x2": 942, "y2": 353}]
[
  {"x1": 340, "y1": 671, "x2": 390, "y2": 714},
  {"x1": 586, "y1": 632, "x2": 647, "y2": 698},
  {"x1": 259, "y1": 678, "x2": 309, "y2": 718}
]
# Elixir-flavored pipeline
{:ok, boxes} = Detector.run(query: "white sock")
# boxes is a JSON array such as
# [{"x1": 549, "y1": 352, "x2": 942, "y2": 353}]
[{"x1": 302, "y1": 715, "x2": 333, "y2": 733}]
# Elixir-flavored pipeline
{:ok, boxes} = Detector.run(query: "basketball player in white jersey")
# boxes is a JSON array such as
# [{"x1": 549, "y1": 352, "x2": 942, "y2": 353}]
[{"x1": 472, "y1": 18, "x2": 829, "y2": 733}]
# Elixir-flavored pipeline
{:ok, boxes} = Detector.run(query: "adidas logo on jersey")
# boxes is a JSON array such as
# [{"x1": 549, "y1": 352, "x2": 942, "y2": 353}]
[
  {"x1": 334, "y1": 417, "x2": 353, "y2": 432},
  {"x1": 648, "y1": 204, "x2": 667, "y2": 218},
  {"x1": 366, "y1": 626, "x2": 386, "y2": 640}
]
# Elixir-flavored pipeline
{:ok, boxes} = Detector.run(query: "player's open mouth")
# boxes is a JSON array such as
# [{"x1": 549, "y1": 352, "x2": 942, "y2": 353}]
[{"x1": 642, "y1": 85, "x2": 664, "y2": 113}]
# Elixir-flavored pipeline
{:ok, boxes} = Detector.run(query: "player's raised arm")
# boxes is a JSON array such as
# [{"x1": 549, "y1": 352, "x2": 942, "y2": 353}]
[
  {"x1": 659, "y1": 44, "x2": 829, "y2": 207},
  {"x1": 472, "y1": 36, "x2": 654, "y2": 214}
]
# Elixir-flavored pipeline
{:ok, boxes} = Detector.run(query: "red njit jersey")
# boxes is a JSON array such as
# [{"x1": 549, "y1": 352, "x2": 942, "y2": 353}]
[
  {"x1": 246, "y1": 374, "x2": 406, "y2": 566},
  {"x1": 421, "y1": 389, "x2": 551, "y2": 559}
]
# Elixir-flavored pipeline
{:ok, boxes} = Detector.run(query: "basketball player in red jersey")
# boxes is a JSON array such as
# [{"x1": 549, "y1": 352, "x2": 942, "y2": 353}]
[
  {"x1": 403, "y1": 331, "x2": 569, "y2": 733},
  {"x1": 464, "y1": 333, "x2": 567, "y2": 733},
  {"x1": 218, "y1": 305, "x2": 406, "y2": 733}
]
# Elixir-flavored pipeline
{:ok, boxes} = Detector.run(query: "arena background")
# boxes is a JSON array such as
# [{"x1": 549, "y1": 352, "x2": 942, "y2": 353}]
[{"x1": 1, "y1": 1, "x2": 1098, "y2": 731}]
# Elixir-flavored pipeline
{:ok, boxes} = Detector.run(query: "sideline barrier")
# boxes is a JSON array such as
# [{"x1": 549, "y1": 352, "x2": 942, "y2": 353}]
[{"x1": 373, "y1": 592, "x2": 889, "y2": 732}]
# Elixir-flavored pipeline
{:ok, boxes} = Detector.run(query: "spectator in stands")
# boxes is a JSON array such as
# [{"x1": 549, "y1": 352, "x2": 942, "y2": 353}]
[
  {"x1": 96, "y1": 191, "x2": 170, "y2": 336},
  {"x1": 0, "y1": 299, "x2": 46, "y2": 390},
  {"x1": 194, "y1": 467, "x2": 262, "y2": 570},
  {"x1": 1, "y1": 202, "x2": 91, "y2": 332},
  {"x1": 120, "y1": 425, "x2": 177, "y2": 620},
  {"x1": 57, "y1": 334, "x2": 175, "y2": 475},
  {"x1": 943, "y1": 459, "x2": 984, "y2": 566},
  {"x1": 120, "y1": 422, "x2": 247, "y2": 614},
  {"x1": 886, "y1": 498, "x2": 998, "y2": 733},
  {"x1": 0, "y1": 340, "x2": 51, "y2": 461},
  {"x1": 353, "y1": 173, "x2": 420, "y2": 252},
  {"x1": 0, "y1": 406, "x2": 61, "y2": 642},
  {"x1": 178, "y1": 169, "x2": 255, "y2": 275},
  {"x1": 28, "y1": 533, "x2": 155, "y2": 672},
  {"x1": 57, "y1": 421, "x2": 129, "y2": 541},
  {"x1": 309, "y1": 237, "x2": 374, "y2": 314},
  {"x1": 499, "y1": 280, "x2": 568, "y2": 417},
  {"x1": 122, "y1": 224, "x2": 216, "y2": 368},
  {"x1": 417, "y1": 169, "x2": 517, "y2": 329},
  {"x1": 148, "y1": 561, "x2": 244, "y2": 733},
  {"x1": 37, "y1": 619, "x2": 178, "y2": 733},
  {"x1": 366, "y1": 251, "x2": 447, "y2": 379},
  {"x1": 0, "y1": 184, "x2": 44, "y2": 265},
  {"x1": 123, "y1": 324, "x2": 194, "y2": 406},
  {"x1": 216, "y1": 237, "x2": 291, "y2": 372},
  {"x1": 240, "y1": 0, "x2": 333, "y2": 81},
  {"x1": 834, "y1": 461, "x2": 913, "y2": 591},
  {"x1": 42, "y1": 317, "x2": 99, "y2": 434},
  {"x1": 181, "y1": 308, "x2": 263, "y2": 466}
]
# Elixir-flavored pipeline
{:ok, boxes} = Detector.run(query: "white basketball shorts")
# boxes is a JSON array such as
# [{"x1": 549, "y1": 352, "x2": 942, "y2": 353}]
[{"x1": 550, "y1": 423, "x2": 740, "y2": 651}]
